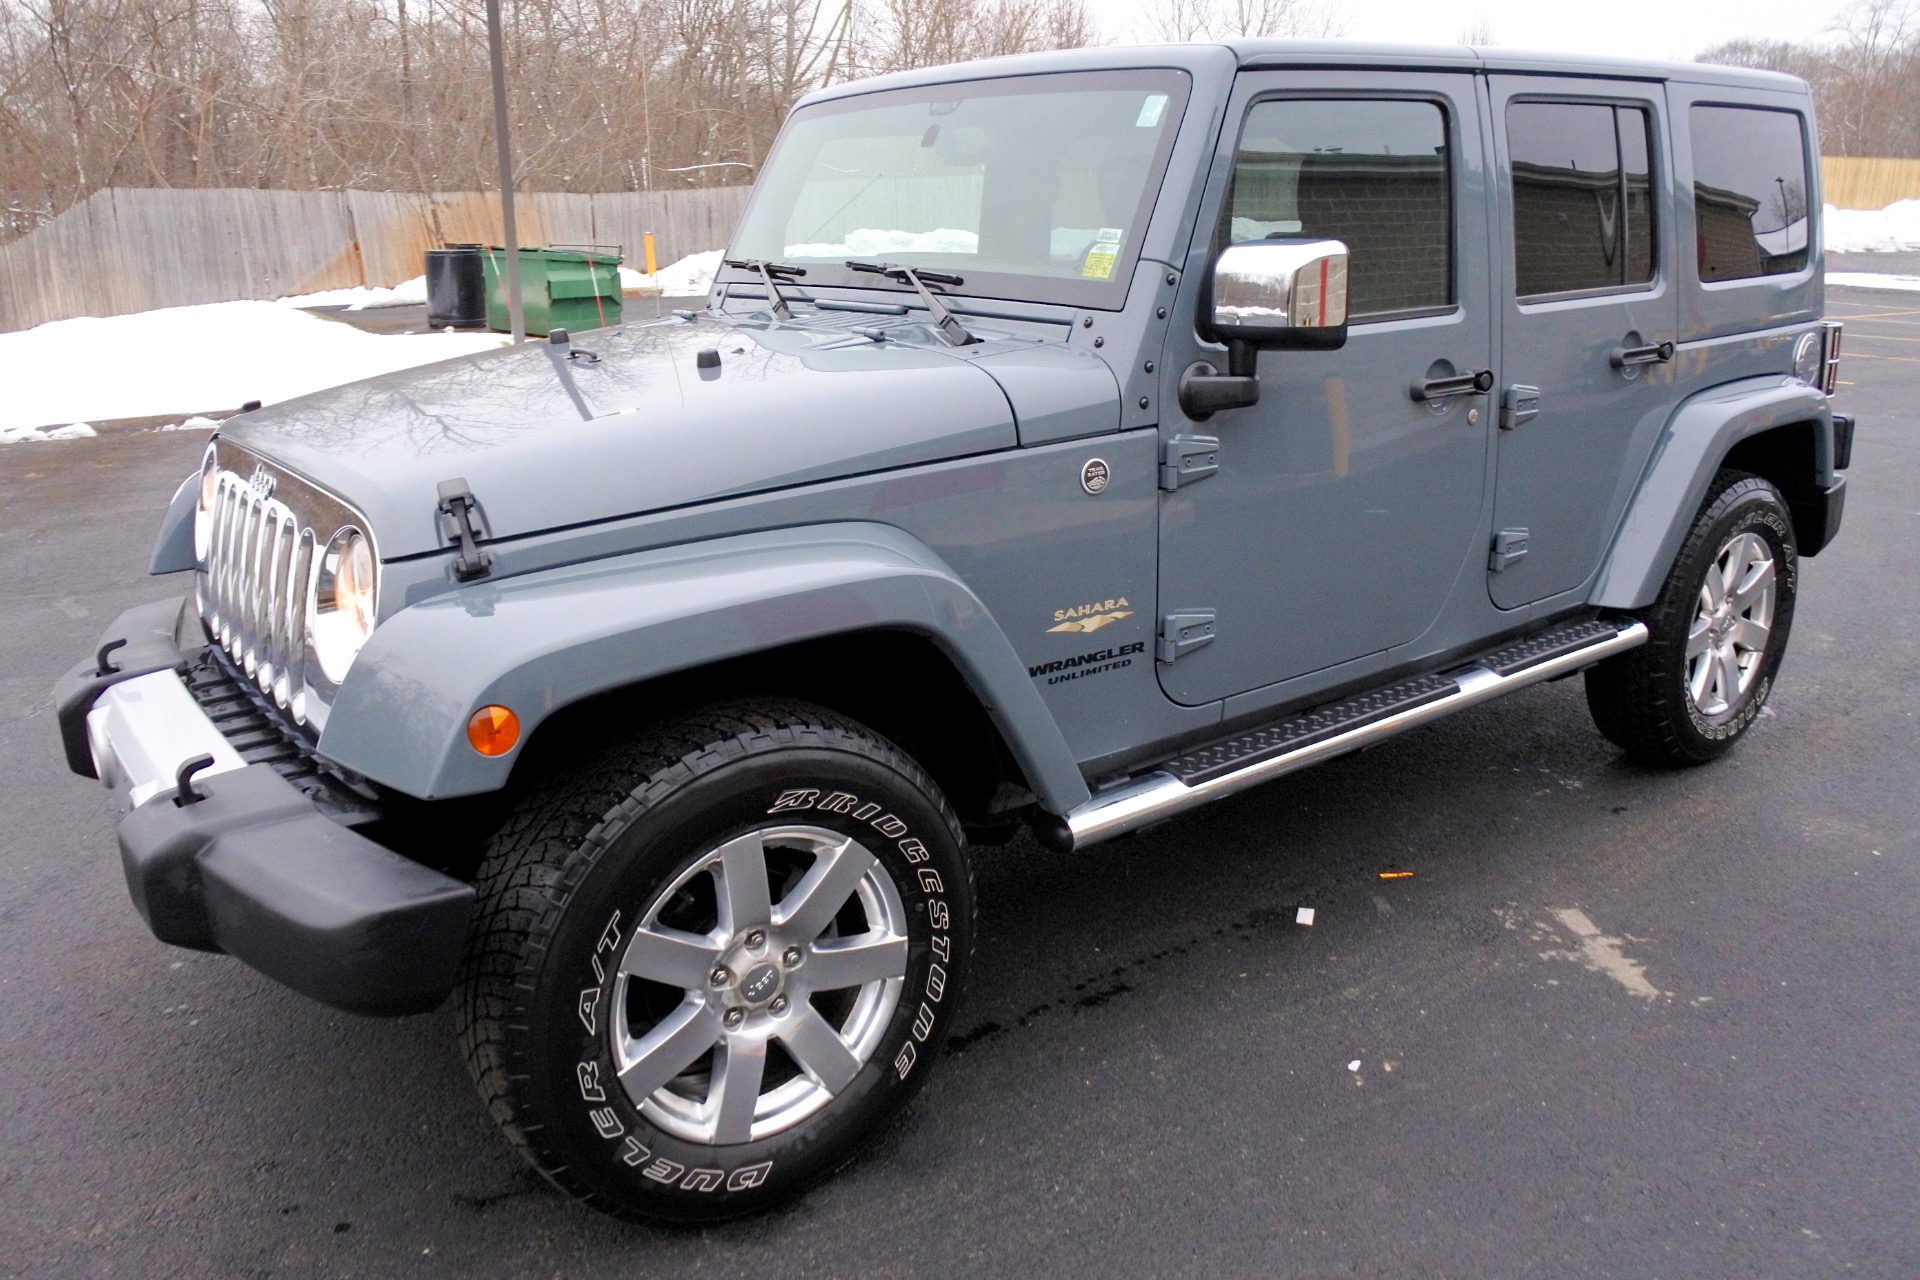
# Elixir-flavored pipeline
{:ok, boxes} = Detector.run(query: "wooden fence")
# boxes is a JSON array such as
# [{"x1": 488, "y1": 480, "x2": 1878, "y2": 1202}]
[
  {"x1": 0, "y1": 186, "x2": 751, "y2": 332},
  {"x1": 1822, "y1": 157, "x2": 1920, "y2": 211}
]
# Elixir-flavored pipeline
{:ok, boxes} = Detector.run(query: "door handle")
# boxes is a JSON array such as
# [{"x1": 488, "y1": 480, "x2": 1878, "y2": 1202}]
[
  {"x1": 1409, "y1": 368, "x2": 1495, "y2": 402},
  {"x1": 1609, "y1": 340, "x2": 1675, "y2": 368}
]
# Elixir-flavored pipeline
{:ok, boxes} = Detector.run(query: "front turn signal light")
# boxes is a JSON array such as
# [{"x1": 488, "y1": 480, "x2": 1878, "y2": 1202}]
[{"x1": 468, "y1": 704, "x2": 520, "y2": 756}]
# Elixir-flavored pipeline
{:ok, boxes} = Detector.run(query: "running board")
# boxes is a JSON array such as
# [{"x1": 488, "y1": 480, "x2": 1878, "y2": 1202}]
[{"x1": 1045, "y1": 619, "x2": 1648, "y2": 851}]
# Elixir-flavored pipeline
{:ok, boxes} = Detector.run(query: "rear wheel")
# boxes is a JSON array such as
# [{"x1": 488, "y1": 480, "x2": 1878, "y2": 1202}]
[
  {"x1": 1586, "y1": 471, "x2": 1798, "y2": 766},
  {"x1": 457, "y1": 700, "x2": 974, "y2": 1223}
]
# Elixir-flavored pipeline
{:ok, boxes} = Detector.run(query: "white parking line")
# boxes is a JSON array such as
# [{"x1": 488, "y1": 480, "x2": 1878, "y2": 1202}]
[{"x1": 1545, "y1": 908, "x2": 1666, "y2": 1001}]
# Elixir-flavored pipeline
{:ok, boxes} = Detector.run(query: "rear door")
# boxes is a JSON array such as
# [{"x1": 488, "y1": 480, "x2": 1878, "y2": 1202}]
[{"x1": 1486, "y1": 77, "x2": 1679, "y2": 609}]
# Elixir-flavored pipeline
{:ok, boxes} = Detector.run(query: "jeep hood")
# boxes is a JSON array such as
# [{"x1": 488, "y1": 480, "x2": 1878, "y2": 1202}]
[{"x1": 220, "y1": 313, "x2": 1023, "y2": 559}]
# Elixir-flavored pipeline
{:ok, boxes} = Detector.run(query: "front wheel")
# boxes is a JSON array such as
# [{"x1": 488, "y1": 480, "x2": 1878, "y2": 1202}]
[
  {"x1": 457, "y1": 701, "x2": 974, "y2": 1224},
  {"x1": 1586, "y1": 470, "x2": 1798, "y2": 766}
]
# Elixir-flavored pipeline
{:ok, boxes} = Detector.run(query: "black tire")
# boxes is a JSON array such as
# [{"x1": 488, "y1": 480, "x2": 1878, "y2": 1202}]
[
  {"x1": 457, "y1": 700, "x2": 974, "y2": 1224},
  {"x1": 1586, "y1": 470, "x2": 1798, "y2": 766}
]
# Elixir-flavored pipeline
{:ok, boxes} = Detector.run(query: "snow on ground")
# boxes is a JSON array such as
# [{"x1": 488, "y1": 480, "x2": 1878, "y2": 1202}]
[
  {"x1": 277, "y1": 275, "x2": 429, "y2": 310},
  {"x1": 1, "y1": 301, "x2": 505, "y2": 438},
  {"x1": 1825, "y1": 200, "x2": 1920, "y2": 253},
  {"x1": 1829, "y1": 271, "x2": 1920, "y2": 292}
]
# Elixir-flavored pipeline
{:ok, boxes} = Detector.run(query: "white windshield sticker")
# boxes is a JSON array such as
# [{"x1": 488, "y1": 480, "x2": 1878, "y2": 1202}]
[{"x1": 1136, "y1": 94, "x2": 1169, "y2": 128}]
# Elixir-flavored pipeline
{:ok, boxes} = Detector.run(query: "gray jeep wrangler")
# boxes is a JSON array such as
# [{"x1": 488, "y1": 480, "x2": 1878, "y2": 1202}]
[{"x1": 59, "y1": 42, "x2": 1851, "y2": 1223}]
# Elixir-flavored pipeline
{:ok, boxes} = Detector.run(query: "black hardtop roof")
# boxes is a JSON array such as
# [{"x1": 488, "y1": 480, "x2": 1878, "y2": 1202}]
[{"x1": 799, "y1": 41, "x2": 1806, "y2": 108}]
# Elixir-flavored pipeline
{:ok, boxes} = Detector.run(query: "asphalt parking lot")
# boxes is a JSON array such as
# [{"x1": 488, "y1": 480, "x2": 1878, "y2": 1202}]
[{"x1": 1, "y1": 289, "x2": 1915, "y2": 1278}]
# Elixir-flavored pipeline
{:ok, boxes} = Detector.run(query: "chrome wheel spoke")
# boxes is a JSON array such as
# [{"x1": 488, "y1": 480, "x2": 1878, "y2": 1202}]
[
  {"x1": 1686, "y1": 616, "x2": 1714, "y2": 658},
  {"x1": 805, "y1": 933, "x2": 909, "y2": 991},
  {"x1": 619, "y1": 924, "x2": 724, "y2": 989},
  {"x1": 1717, "y1": 645, "x2": 1744, "y2": 703},
  {"x1": 1730, "y1": 557, "x2": 1775, "y2": 613},
  {"x1": 777, "y1": 1004, "x2": 862, "y2": 1094},
  {"x1": 1702, "y1": 560, "x2": 1728, "y2": 610},
  {"x1": 617, "y1": 998, "x2": 717, "y2": 1106},
  {"x1": 715, "y1": 830, "x2": 773, "y2": 934},
  {"x1": 775, "y1": 837, "x2": 875, "y2": 941},
  {"x1": 1731, "y1": 617, "x2": 1771, "y2": 652},
  {"x1": 710, "y1": 1035, "x2": 767, "y2": 1144},
  {"x1": 1689, "y1": 653, "x2": 1713, "y2": 704}
]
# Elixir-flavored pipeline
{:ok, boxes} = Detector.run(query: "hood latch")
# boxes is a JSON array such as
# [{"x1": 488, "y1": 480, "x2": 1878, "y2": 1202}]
[{"x1": 436, "y1": 478, "x2": 493, "y2": 582}]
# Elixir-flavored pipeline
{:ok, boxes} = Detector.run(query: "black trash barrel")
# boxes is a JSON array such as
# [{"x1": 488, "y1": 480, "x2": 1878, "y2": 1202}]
[{"x1": 425, "y1": 245, "x2": 487, "y2": 329}]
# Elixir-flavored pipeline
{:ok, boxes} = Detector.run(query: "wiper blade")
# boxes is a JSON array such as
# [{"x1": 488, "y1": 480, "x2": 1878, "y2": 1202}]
[
  {"x1": 723, "y1": 258, "x2": 807, "y2": 321},
  {"x1": 844, "y1": 260, "x2": 977, "y2": 345}
]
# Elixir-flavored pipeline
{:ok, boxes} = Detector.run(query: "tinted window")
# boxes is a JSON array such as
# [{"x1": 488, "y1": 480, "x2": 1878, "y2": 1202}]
[
  {"x1": 1689, "y1": 105, "x2": 1811, "y2": 281},
  {"x1": 1227, "y1": 99, "x2": 1451, "y2": 318},
  {"x1": 1508, "y1": 102, "x2": 1656, "y2": 297}
]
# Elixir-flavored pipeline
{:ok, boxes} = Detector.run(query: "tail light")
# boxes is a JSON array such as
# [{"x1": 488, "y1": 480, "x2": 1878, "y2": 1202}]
[{"x1": 1820, "y1": 320, "x2": 1843, "y2": 395}]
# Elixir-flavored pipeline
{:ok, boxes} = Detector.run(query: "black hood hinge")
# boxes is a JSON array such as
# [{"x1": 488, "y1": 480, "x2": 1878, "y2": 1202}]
[{"x1": 436, "y1": 478, "x2": 493, "y2": 581}]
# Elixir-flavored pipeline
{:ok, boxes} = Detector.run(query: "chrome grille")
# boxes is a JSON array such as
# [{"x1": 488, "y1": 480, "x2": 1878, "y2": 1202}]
[
  {"x1": 198, "y1": 440, "x2": 376, "y2": 725},
  {"x1": 204, "y1": 469, "x2": 310, "y2": 713}
]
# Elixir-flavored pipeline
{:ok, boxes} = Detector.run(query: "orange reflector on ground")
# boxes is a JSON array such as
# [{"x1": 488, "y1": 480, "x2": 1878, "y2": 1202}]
[
  {"x1": 467, "y1": 705, "x2": 520, "y2": 756},
  {"x1": 1378, "y1": 870, "x2": 1414, "y2": 880}
]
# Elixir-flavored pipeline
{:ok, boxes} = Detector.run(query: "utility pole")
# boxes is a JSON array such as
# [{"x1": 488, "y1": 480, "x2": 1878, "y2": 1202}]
[{"x1": 485, "y1": 0, "x2": 525, "y2": 344}]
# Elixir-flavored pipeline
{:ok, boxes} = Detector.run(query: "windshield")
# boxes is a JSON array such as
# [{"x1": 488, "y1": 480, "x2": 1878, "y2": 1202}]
[{"x1": 730, "y1": 69, "x2": 1191, "y2": 309}]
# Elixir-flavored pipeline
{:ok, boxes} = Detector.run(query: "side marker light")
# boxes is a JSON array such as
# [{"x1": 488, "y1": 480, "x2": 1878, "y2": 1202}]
[{"x1": 467, "y1": 705, "x2": 520, "y2": 756}]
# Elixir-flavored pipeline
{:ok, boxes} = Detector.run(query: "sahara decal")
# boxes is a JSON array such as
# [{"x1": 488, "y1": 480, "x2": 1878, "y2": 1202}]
[{"x1": 1048, "y1": 596, "x2": 1133, "y2": 634}]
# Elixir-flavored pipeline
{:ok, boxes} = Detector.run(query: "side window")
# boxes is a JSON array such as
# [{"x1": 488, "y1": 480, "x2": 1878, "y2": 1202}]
[
  {"x1": 1226, "y1": 98, "x2": 1452, "y2": 319},
  {"x1": 1688, "y1": 104, "x2": 1812, "y2": 281},
  {"x1": 1507, "y1": 101, "x2": 1657, "y2": 297}
]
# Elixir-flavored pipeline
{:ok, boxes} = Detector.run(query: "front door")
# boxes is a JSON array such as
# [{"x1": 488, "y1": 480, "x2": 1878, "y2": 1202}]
[
  {"x1": 1157, "y1": 72, "x2": 1494, "y2": 706},
  {"x1": 1486, "y1": 77, "x2": 1679, "y2": 609}
]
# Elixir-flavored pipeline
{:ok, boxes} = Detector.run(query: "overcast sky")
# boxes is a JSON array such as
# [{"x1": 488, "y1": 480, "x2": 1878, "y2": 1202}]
[{"x1": 1079, "y1": 0, "x2": 1854, "y2": 62}]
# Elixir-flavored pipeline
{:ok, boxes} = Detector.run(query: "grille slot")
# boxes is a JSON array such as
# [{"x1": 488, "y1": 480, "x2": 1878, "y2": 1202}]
[{"x1": 201, "y1": 464, "x2": 323, "y2": 718}]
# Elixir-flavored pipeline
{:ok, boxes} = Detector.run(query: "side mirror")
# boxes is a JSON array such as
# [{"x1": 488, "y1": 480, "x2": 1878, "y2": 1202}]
[
  {"x1": 1180, "y1": 239, "x2": 1351, "y2": 421},
  {"x1": 1209, "y1": 239, "x2": 1350, "y2": 349}
]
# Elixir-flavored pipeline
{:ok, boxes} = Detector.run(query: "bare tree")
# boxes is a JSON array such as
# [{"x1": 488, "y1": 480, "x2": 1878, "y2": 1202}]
[
  {"x1": 0, "y1": 0, "x2": 1100, "y2": 237},
  {"x1": 1136, "y1": 0, "x2": 1342, "y2": 42},
  {"x1": 1701, "y1": 0, "x2": 1920, "y2": 158}
]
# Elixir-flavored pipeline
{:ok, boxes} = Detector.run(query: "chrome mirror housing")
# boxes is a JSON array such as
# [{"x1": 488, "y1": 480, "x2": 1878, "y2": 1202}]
[{"x1": 1209, "y1": 239, "x2": 1351, "y2": 349}]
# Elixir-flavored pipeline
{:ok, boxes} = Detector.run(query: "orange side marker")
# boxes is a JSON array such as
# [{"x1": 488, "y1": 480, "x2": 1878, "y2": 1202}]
[
  {"x1": 467, "y1": 704, "x2": 521, "y2": 756},
  {"x1": 1378, "y1": 870, "x2": 1414, "y2": 881}
]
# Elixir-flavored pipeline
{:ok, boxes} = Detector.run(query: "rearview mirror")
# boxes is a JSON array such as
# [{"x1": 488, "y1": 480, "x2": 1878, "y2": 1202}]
[{"x1": 1209, "y1": 239, "x2": 1350, "y2": 350}]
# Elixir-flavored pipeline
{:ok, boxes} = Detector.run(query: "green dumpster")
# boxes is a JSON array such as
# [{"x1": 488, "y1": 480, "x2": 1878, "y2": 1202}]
[{"x1": 481, "y1": 245, "x2": 623, "y2": 335}]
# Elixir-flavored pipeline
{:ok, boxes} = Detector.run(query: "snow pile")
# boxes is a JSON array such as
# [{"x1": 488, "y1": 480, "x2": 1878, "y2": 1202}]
[
  {"x1": 1825, "y1": 199, "x2": 1920, "y2": 253},
  {"x1": 784, "y1": 228, "x2": 978, "y2": 258},
  {"x1": 2, "y1": 422, "x2": 97, "y2": 444},
  {"x1": 278, "y1": 275, "x2": 429, "y2": 310},
  {"x1": 1, "y1": 301, "x2": 505, "y2": 437},
  {"x1": 655, "y1": 249, "x2": 723, "y2": 297},
  {"x1": 1828, "y1": 271, "x2": 1920, "y2": 292}
]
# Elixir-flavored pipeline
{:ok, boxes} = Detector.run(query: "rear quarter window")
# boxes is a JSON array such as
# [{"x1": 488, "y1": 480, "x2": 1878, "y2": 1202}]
[{"x1": 1688, "y1": 105, "x2": 1813, "y2": 282}]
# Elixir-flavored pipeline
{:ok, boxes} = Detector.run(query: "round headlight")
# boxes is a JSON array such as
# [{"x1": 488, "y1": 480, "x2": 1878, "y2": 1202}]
[
  {"x1": 193, "y1": 449, "x2": 219, "y2": 561},
  {"x1": 1792, "y1": 331, "x2": 1822, "y2": 386},
  {"x1": 309, "y1": 527, "x2": 376, "y2": 683}
]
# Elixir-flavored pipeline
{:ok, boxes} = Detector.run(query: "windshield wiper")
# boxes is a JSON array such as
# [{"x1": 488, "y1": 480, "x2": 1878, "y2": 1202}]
[
  {"x1": 844, "y1": 261, "x2": 977, "y2": 345},
  {"x1": 723, "y1": 258, "x2": 807, "y2": 321}
]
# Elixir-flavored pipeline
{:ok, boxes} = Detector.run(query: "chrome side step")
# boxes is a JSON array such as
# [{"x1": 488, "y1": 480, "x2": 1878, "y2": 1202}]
[{"x1": 1047, "y1": 619, "x2": 1648, "y2": 851}]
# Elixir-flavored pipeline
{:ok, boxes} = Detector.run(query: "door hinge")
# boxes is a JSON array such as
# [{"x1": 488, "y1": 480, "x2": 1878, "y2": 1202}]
[
  {"x1": 1489, "y1": 527, "x2": 1530, "y2": 573},
  {"x1": 1158, "y1": 610, "x2": 1217, "y2": 663},
  {"x1": 1160, "y1": 435, "x2": 1221, "y2": 490},
  {"x1": 1500, "y1": 384, "x2": 1541, "y2": 430},
  {"x1": 436, "y1": 478, "x2": 493, "y2": 581}
]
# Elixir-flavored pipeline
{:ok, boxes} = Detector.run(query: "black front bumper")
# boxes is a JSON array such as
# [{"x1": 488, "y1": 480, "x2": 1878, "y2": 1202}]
[{"x1": 61, "y1": 601, "x2": 475, "y2": 1017}]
